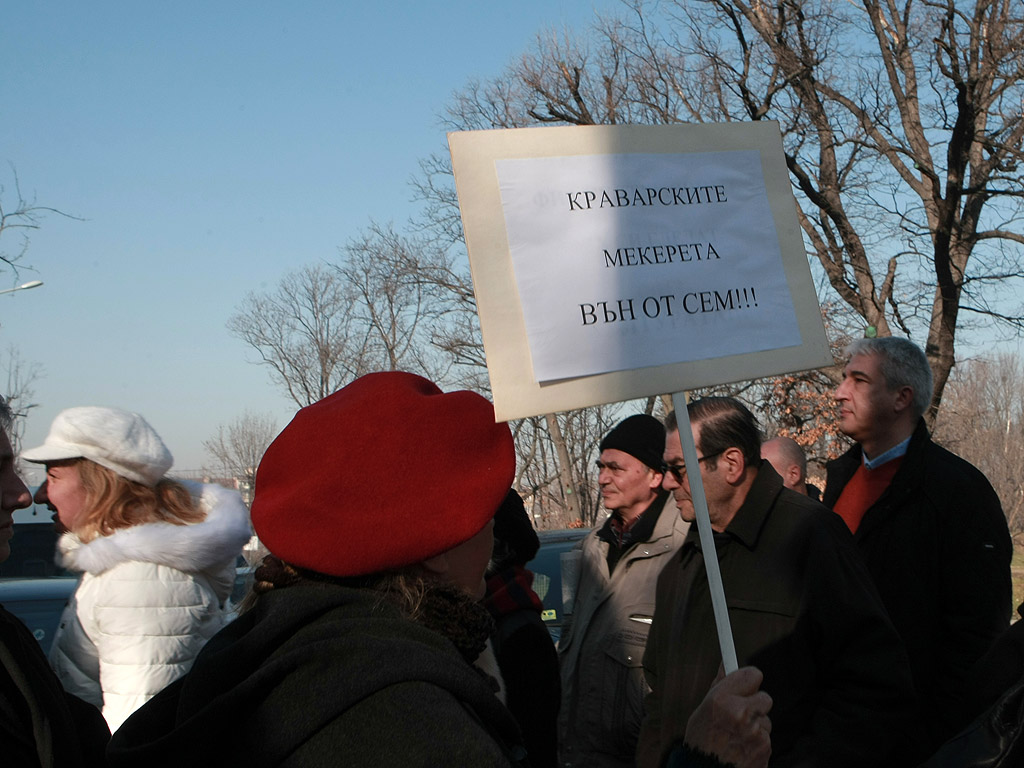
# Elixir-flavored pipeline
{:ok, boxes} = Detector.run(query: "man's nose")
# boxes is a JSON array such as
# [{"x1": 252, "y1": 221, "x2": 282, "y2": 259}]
[{"x1": 3, "y1": 480, "x2": 32, "y2": 513}]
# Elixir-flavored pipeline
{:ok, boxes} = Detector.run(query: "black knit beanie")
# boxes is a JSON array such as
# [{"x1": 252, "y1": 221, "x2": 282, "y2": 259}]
[
  {"x1": 599, "y1": 414, "x2": 666, "y2": 471},
  {"x1": 492, "y1": 489, "x2": 540, "y2": 566}
]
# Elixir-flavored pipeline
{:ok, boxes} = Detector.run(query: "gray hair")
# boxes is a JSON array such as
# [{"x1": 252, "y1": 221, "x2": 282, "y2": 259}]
[{"x1": 845, "y1": 337, "x2": 933, "y2": 419}]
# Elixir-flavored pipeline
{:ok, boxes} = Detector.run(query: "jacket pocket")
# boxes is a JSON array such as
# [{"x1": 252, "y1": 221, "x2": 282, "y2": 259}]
[
  {"x1": 728, "y1": 597, "x2": 796, "y2": 616},
  {"x1": 598, "y1": 630, "x2": 649, "y2": 752},
  {"x1": 727, "y1": 598, "x2": 805, "y2": 677}
]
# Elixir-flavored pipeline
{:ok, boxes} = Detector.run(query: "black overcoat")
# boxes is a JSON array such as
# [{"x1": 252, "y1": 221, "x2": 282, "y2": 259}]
[{"x1": 823, "y1": 419, "x2": 1012, "y2": 758}]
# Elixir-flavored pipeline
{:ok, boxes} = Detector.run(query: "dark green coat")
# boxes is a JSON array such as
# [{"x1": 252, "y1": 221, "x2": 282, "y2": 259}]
[
  {"x1": 107, "y1": 583, "x2": 526, "y2": 768},
  {"x1": 638, "y1": 463, "x2": 915, "y2": 768}
]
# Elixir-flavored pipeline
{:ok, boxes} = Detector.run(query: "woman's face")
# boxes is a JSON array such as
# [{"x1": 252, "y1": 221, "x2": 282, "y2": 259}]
[
  {"x1": 440, "y1": 518, "x2": 495, "y2": 601},
  {"x1": 34, "y1": 461, "x2": 89, "y2": 533}
]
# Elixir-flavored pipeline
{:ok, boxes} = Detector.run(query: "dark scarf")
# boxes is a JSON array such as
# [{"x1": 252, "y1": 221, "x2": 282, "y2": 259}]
[
  {"x1": 598, "y1": 489, "x2": 669, "y2": 573},
  {"x1": 413, "y1": 583, "x2": 496, "y2": 665},
  {"x1": 483, "y1": 565, "x2": 544, "y2": 622}
]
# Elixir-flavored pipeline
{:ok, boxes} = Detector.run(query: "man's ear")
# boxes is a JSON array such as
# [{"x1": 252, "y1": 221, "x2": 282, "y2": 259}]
[
  {"x1": 648, "y1": 468, "x2": 665, "y2": 491},
  {"x1": 722, "y1": 447, "x2": 746, "y2": 483},
  {"x1": 785, "y1": 464, "x2": 802, "y2": 488},
  {"x1": 893, "y1": 386, "x2": 915, "y2": 415}
]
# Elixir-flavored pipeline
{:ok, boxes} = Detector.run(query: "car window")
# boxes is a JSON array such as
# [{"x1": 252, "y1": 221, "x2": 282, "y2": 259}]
[
  {"x1": 528, "y1": 529, "x2": 588, "y2": 642},
  {"x1": 0, "y1": 524, "x2": 71, "y2": 578}
]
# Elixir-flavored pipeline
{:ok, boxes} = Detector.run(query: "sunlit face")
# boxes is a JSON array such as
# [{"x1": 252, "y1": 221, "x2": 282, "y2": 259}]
[
  {"x1": 34, "y1": 460, "x2": 89, "y2": 534},
  {"x1": 0, "y1": 429, "x2": 33, "y2": 563},
  {"x1": 834, "y1": 353, "x2": 898, "y2": 445},
  {"x1": 442, "y1": 518, "x2": 495, "y2": 601},
  {"x1": 596, "y1": 448, "x2": 661, "y2": 518}
]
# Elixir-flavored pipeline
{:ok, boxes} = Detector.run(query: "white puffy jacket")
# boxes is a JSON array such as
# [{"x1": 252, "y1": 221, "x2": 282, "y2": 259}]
[{"x1": 48, "y1": 481, "x2": 252, "y2": 732}]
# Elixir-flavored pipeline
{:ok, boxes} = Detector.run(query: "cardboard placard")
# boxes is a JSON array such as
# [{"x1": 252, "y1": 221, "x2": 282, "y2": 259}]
[{"x1": 449, "y1": 122, "x2": 831, "y2": 421}]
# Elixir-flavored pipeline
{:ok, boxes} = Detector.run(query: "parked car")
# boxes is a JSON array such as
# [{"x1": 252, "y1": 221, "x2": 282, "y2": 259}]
[
  {"x1": 0, "y1": 504, "x2": 71, "y2": 579},
  {"x1": 0, "y1": 576, "x2": 76, "y2": 654},
  {"x1": 0, "y1": 503, "x2": 76, "y2": 654},
  {"x1": 528, "y1": 527, "x2": 589, "y2": 644}
]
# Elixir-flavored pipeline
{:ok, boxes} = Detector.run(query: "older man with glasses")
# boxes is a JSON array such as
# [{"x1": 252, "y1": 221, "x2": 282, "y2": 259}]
[{"x1": 637, "y1": 397, "x2": 917, "y2": 768}]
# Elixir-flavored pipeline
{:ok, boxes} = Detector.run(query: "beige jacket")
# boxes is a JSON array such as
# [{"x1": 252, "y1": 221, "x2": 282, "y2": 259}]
[{"x1": 557, "y1": 496, "x2": 687, "y2": 768}]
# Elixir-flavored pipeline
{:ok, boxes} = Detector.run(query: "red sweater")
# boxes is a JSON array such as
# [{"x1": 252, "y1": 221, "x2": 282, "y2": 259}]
[{"x1": 833, "y1": 456, "x2": 904, "y2": 534}]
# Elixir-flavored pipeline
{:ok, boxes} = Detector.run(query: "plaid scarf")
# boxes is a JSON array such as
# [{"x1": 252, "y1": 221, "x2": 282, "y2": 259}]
[
  {"x1": 607, "y1": 512, "x2": 643, "y2": 549},
  {"x1": 483, "y1": 565, "x2": 544, "y2": 621}
]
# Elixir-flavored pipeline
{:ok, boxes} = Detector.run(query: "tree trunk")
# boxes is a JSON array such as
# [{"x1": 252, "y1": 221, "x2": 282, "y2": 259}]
[{"x1": 545, "y1": 412, "x2": 581, "y2": 524}]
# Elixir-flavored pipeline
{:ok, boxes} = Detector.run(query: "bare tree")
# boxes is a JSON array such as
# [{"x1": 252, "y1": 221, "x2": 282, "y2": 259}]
[
  {"x1": 229, "y1": 225, "x2": 480, "y2": 408},
  {"x1": 437, "y1": 0, "x2": 1024, "y2": 424},
  {"x1": 933, "y1": 352, "x2": 1024, "y2": 539},
  {"x1": 0, "y1": 165, "x2": 78, "y2": 278},
  {"x1": 0, "y1": 345, "x2": 43, "y2": 465},
  {"x1": 752, "y1": 304, "x2": 857, "y2": 468},
  {"x1": 202, "y1": 411, "x2": 279, "y2": 504},
  {"x1": 335, "y1": 223, "x2": 460, "y2": 384},
  {"x1": 228, "y1": 264, "x2": 368, "y2": 407}
]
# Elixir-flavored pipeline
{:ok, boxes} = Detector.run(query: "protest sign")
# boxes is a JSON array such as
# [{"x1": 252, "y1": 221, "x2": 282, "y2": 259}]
[
  {"x1": 451, "y1": 122, "x2": 833, "y2": 674},
  {"x1": 448, "y1": 122, "x2": 832, "y2": 422}
]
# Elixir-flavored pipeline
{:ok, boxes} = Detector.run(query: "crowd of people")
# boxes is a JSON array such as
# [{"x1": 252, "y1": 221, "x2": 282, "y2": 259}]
[{"x1": 0, "y1": 336, "x2": 1019, "y2": 767}]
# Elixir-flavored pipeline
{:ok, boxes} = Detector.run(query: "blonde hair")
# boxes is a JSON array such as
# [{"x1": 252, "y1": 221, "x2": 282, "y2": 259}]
[
  {"x1": 246, "y1": 554, "x2": 429, "y2": 619},
  {"x1": 72, "y1": 458, "x2": 205, "y2": 542}
]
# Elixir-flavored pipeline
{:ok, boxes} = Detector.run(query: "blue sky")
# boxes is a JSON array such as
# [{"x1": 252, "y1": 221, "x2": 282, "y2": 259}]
[{"x1": 1, "y1": 1, "x2": 621, "y2": 479}]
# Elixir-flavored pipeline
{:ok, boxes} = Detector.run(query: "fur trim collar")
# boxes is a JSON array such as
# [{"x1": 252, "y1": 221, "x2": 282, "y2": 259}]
[{"x1": 58, "y1": 481, "x2": 252, "y2": 575}]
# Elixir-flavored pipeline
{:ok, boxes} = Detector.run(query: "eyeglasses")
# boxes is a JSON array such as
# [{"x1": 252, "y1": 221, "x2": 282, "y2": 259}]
[{"x1": 662, "y1": 450, "x2": 725, "y2": 482}]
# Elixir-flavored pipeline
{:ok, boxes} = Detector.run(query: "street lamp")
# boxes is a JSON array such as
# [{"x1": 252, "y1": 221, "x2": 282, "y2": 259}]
[{"x1": 0, "y1": 280, "x2": 43, "y2": 296}]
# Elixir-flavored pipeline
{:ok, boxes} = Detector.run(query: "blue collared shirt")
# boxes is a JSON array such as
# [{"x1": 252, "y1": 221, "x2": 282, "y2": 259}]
[{"x1": 863, "y1": 435, "x2": 912, "y2": 469}]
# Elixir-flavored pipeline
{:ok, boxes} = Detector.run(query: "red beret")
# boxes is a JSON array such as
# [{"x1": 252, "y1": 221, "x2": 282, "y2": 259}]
[{"x1": 250, "y1": 371, "x2": 515, "y2": 578}]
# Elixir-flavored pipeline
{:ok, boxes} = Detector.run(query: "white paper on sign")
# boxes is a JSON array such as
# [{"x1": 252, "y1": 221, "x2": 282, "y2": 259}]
[{"x1": 495, "y1": 151, "x2": 802, "y2": 383}]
